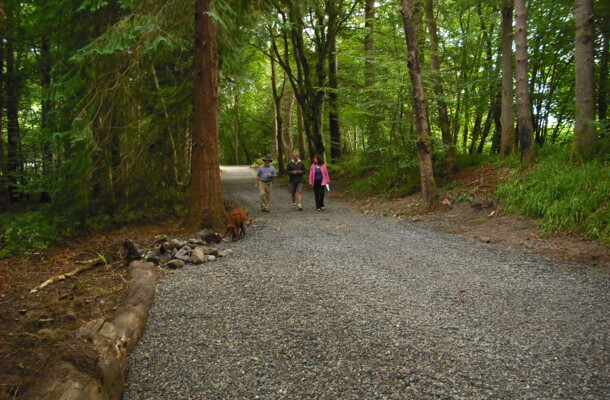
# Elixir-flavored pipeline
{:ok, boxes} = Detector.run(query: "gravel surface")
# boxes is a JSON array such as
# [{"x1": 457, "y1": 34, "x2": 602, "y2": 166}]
[{"x1": 124, "y1": 166, "x2": 609, "y2": 399}]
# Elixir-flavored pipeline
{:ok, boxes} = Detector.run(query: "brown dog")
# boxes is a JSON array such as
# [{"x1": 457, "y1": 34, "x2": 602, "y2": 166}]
[{"x1": 225, "y1": 208, "x2": 249, "y2": 241}]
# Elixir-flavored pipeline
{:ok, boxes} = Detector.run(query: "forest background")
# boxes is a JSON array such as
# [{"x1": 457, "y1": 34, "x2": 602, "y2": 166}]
[{"x1": 0, "y1": 0, "x2": 608, "y2": 258}]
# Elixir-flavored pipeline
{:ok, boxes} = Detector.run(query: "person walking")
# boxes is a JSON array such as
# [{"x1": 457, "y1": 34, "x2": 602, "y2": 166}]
[
  {"x1": 286, "y1": 151, "x2": 305, "y2": 211},
  {"x1": 255, "y1": 155, "x2": 276, "y2": 212},
  {"x1": 308, "y1": 154, "x2": 330, "y2": 211}
]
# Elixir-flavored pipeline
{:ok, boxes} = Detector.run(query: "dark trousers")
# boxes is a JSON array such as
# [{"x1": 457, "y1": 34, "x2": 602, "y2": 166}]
[{"x1": 313, "y1": 179, "x2": 325, "y2": 209}]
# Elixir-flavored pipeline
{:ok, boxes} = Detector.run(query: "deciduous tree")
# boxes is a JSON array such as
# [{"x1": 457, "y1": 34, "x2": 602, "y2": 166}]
[{"x1": 400, "y1": 0, "x2": 436, "y2": 208}]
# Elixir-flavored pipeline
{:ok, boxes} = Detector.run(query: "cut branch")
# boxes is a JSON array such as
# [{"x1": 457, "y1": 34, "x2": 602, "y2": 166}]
[{"x1": 30, "y1": 256, "x2": 106, "y2": 294}]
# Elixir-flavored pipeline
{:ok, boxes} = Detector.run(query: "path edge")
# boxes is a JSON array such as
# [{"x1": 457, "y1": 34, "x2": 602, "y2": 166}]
[{"x1": 22, "y1": 261, "x2": 159, "y2": 400}]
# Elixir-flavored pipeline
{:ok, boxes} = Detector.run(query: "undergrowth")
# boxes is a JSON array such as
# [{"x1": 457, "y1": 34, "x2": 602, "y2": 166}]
[{"x1": 496, "y1": 147, "x2": 609, "y2": 244}]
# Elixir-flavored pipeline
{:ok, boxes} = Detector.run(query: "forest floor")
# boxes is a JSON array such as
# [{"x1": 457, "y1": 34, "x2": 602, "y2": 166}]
[{"x1": 1, "y1": 163, "x2": 608, "y2": 399}]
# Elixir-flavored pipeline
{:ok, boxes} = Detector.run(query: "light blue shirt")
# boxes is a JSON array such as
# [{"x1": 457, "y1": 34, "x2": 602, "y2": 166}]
[{"x1": 257, "y1": 165, "x2": 276, "y2": 183}]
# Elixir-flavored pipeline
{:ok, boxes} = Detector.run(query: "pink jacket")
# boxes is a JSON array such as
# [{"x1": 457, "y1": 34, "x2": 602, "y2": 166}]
[{"x1": 309, "y1": 163, "x2": 331, "y2": 186}]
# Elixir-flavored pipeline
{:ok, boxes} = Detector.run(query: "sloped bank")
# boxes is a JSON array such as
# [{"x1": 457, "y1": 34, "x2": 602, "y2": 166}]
[
  {"x1": 23, "y1": 260, "x2": 158, "y2": 400},
  {"x1": 22, "y1": 228, "x2": 239, "y2": 400}
]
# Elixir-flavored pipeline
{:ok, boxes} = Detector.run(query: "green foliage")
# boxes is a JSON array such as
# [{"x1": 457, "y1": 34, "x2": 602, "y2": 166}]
[
  {"x1": 334, "y1": 153, "x2": 420, "y2": 198},
  {"x1": 451, "y1": 190, "x2": 475, "y2": 204},
  {"x1": 0, "y1": 211, "x2": 62, "y2": 258},
  {"x1": 496, "y1": 148, "x2": 610, "y2": 242}
]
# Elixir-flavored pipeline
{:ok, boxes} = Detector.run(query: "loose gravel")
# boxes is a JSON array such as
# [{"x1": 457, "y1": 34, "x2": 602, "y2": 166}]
[{"x1": 124, "y1": 167, "x2": 609, "y2": 399}]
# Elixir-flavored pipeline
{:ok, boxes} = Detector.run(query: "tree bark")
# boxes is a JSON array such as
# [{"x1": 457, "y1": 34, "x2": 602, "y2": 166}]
[
  {"x1": 188, "y1": 0, "x2": 226, "y2": 231},
  {"x1": 5, "y1": 1, "x2": 20, "y2": 202},
  {"x1": 364, "y1": 0, "x2": 375, "y2": 88},
  {"x1": 500, "y1": 2, "x2": 516, "y2": 156},
  {"x1": 328, "y1": 18, "x2": 342, "y2": 161},
  {"x1": 270, "y1": 53, "x2": 285, "y2": 172},
  {"x1": 0, "y1": 19, "x2": 4, "y2": 206},
  {"x1": 281, "y1": 80, "x2": 295, "y2": 155},
  {"x1": 598, "y1": 8, "x2": 608, "y2": 128},
  {"x1": 400, "y1": 0, "x2": 436, "y2": 209},
  {"x1": 514, "y1": 0, "x2": 535, "y2": 164},
  {"x1": 425, "y1": 0, "x2": 456, "y2": 172},
  {"x1": 573, "y1": 0, "x2": 596, "y2": 157}
]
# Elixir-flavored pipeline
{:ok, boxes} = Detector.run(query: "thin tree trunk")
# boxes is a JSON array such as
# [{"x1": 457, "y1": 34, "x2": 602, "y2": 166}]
[
  {"x1": 39, "y1": 38, "x2": 53, "y2": 202},
  {"x1": 500, "y1": 1, "x2": 516, "y2": 156},
  {"x1": 5, "y1": 3, "x2": 20, "y2": 202},
  {"x1": 297, "y1": 102, "x2": 307, "y2": 160},
  {"x1": 328, "y1": 24, "x2": 342, "y2": 161},
  {"x1": 0, "y1": 20, "x2": 5, "y2": 206},
  {"x1": 234, "y1": 96, "x2": 240, "y2": 164},
  {"x1": 424, "y1": 0, "x2": 456, "y2": 172},
  {"x1": 514, "y1": 0, "x2": 535, "y2": 164},
  {"x1": 573, "y1": 0, "x2": 596, "y2": 157},
  {"x1": 364, "y1": 0, "x2": 375, "y2": 88},
  {"x1": 188, "y1": 0, "x2": 226, "y2": 231},
  {"x1": 400, "y1": 0, "x2": 436, "y2": 209},
  {"x1": 151, "y1": 64, "x2": 180, "y2": 184},
  {"x1": 281, "y1": 81, "x2": 294, "y2": 155},
  {"x1": 270, "y1": 54, "x2": 285, "y2": 172},
  {"x1": 598, "y1": 11, "x2": 608, "y2": 128}
]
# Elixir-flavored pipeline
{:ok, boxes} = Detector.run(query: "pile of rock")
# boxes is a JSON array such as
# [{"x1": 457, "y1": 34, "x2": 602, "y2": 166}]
[{"x1": 124, "y1": 229, "x2": 234, "y2": 270}]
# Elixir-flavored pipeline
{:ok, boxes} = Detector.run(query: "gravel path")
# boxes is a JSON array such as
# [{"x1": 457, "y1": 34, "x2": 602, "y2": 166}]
[{"x1": 124, "y1": 166, "x2": 609, "y2": 399}]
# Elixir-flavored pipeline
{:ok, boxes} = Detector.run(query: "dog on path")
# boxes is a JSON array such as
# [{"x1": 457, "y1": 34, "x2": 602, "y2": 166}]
[{"x1": 225, "y1": 208, "x2": 249, "y2": 241}]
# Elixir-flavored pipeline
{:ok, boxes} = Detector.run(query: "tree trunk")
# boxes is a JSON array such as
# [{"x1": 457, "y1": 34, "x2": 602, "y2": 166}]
[
  {"x1": 514, "y1": 0, "x2": 535, "y2": 164},
  {"x1": 573, "y1": 0, "x2": 596, "y2": 157},
  {"x1": 425, "y1": 0, "x2": 456, "y2": 172},
  {"x1": 188, "y1": 0, "x2": 226, "y2": 231},
  {"x1": 5, "y1": 3, "x2": 20, "y2": 202},
  {"x1": 328, "y1": 24, "x2": 342, "y2": 161},
  {"x1": 400, "y1": 0, "x2": 436, "y2": 209},
  {"x1": 500, "y1": 2, "x2": 516, "y2": 156},
  {"x1": 281, "y1": 81, "x2": 294, "y2": 155},
  {"x1": 270, "y1": 54, "x2": 285, "y2": 172},
  {"x1": 297, "y1": 102, "x2": 307, "y2": 160},
  {"x1": 234, "y1": 96, "x2": 240, "y2": 164},
  {"x1": 0, "y1": 20, "x2": 4, "y2": 206},
  {"x1": 598, "y1": 9, "x2": 608, "y2": 128},
  {"x1": 364, "y1": 0, "x2": 375, "y2": 88}
]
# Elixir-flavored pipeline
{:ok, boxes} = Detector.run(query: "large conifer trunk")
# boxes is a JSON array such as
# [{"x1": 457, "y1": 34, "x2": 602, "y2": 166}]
[{"x1": 189, "y1": 0, "x2": 226, "y2": 230}]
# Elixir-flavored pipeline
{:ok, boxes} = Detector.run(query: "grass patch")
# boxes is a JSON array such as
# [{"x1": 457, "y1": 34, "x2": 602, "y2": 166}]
[{"x1": 495, "y1": 147, "x2": 609, "y2": 243}]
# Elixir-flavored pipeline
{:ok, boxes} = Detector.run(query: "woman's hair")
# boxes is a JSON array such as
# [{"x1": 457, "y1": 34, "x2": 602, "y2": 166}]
[{"x1": 313, "y1": 154, "x2": 325, "y2": 165}]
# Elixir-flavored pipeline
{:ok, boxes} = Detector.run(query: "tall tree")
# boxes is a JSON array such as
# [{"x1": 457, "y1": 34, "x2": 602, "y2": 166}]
[
  {"x1": 400, "y1": 0, "x2": 436, "y2": 208},
  {"x1": 424, "y1": 0, "x2": 456, "y2": 172},
  {"x1": 598, "y1": 2, "x2": 609, "y2": 128},
  {"x1": 5, "y1": 1, "x2": 20, "y2": 202},
  {"x1": 573, "y1": 0, "x2": 596, "y2": 157},
  {"x1": 328, "y1": 1, "x2": 342, "y2": 161},
  {"x1": 188, "y1": 0, "x2": 226, "y2": 230},
  {"x1": 270, "y1": 53, "x2": 286, "y2": 173},
  {"x1": 514, "y1": 0, "x2": 535, "y2": 163}
]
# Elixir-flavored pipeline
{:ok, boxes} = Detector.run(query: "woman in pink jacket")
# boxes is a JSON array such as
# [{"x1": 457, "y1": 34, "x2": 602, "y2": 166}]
[{"x1": 309, "y1": 154, "x2": 331, "y2": 211}]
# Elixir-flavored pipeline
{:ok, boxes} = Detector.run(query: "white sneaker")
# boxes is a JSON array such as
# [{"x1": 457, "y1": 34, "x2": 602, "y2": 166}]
[
  {"x1": 298, "y1": 204, "x2": 303, "y2": 211},
  {"x1": 292, "y1": 204, "x2": 297, "y2": 209}
]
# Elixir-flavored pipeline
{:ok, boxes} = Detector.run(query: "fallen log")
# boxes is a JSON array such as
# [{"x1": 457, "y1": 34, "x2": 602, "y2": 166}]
[
  {"x1": 22, "y1": 261, "x2": 159, "y2": 400},
  {"x1": 30, "y1": 255, "x2": 107, "y2": 294}
]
